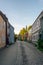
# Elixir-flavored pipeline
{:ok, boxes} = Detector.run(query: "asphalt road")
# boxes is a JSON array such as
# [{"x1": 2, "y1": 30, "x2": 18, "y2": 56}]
[{"x1": 0, "y1": 41, "x2": 43, "y2": 65}]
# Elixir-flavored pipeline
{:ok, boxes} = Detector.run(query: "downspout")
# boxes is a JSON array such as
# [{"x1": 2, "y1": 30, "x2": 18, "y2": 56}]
[{"x1": 5, "y1": 21, "x2": 7, "y2": 45}]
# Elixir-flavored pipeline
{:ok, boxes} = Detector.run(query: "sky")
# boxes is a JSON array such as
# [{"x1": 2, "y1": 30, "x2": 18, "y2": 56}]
[{"x1": 0, "y1": 0, "x2": 43, "y2": 34}]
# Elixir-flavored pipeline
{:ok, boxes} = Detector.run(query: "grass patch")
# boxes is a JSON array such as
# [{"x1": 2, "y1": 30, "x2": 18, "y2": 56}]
[
  {"x1": 34, "y1": 44, "x2": 37, "y2": 47},
  {"x1": 38, "y1": 47, "x2": 43, "y2": 52},
  {"x1": 37, "y1": 39, "x2": 43, "y2": 52}
]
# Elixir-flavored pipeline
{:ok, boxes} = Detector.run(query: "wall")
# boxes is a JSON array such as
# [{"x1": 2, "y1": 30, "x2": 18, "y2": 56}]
[
  {"x1": 31, "y1": 12, "x2": 43, "y2": 43},
  {"x1": 40, "y1": 17, "x2": 43, "y2": 40},
  {"x1": 0, "y1": 15, "x2": 6, "y2": 48},
  {"x1": 9, "y1": 25, "x2": 14, "y2": 44}
]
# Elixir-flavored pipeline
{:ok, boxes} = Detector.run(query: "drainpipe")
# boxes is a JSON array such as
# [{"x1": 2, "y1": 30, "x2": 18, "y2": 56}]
[{"x1": 5, "y1": 21, "x2": 7, "y2": 45}]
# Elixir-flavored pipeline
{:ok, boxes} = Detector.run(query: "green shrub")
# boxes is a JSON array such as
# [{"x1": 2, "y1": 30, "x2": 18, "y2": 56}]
[{"x1": 37, "y1": 39, "x2": 43, "y2": 48}]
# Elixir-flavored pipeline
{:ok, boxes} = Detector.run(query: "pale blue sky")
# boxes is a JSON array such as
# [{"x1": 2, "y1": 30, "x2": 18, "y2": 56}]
[{"x1": 0, "y1": 0, "x2": 43, "y2": 34}]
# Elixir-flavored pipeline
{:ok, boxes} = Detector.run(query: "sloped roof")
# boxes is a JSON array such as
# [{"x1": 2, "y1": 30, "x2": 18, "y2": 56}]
[
  {"x1": 0, "y1": 11, "x2": 14, "y2": 29},
  {"x1": 32, "y1": 11, "x2": 43, "y2": 26},
  {"x1": 0, "y1": 11, "x2": 8, "y2": 22}
]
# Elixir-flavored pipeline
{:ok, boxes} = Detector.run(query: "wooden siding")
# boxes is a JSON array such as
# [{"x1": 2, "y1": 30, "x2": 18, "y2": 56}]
[{"x1": 0, "y1": 15, "x2": 6, "y2": 48}]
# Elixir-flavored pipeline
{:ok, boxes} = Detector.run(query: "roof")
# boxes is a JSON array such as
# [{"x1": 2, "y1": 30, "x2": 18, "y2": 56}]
[
  {"x1": 32, "y1": 11, "x2": 43, "y2": 27},
  {"x1": 0, "y1": 11, "x2": 14, "y2": 29},
  {"x1": 0, "y1": 11, "x2": 8, "y2": 22}
]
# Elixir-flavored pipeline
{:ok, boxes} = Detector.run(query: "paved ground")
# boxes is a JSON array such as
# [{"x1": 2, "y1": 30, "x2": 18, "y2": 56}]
[
  {"x1": 0, "y1": 41, "x2": 43, "y2": 65},
  {"x1": 22, "y1": 41, "x2": 43, "y2": 65}
]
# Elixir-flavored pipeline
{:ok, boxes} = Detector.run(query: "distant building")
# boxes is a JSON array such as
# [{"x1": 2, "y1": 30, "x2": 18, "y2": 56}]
[
  {"x1": 27, "y1": 28, "x2": 32, "y2": 41},
  {"x1": 31, "y1": 11, "x2": 43, "y2": 44},
  {"x1": 0, "y1": 11, "x2": 14, "y2": 48},
  {"x1": 24, "y1": 32, "x2": 28, "y2": 41}
]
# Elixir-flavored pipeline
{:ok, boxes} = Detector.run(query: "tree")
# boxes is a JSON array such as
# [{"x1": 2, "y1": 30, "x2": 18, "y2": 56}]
[
  {"x1": 14, "y1": 34, "x2": 18, "y2": 42},
  {"x1": 27, "y1": 25, "x2": 32, "y2": 31},
  {"x1": 19, "y1": 28, "x2": 27, "y2": 40},
  {"x1": 19, "y1": 28, "x2": 27, "y2": 36},
  {"x1": 19, "y1": 25, "x2": 32, "y2": 41}
]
